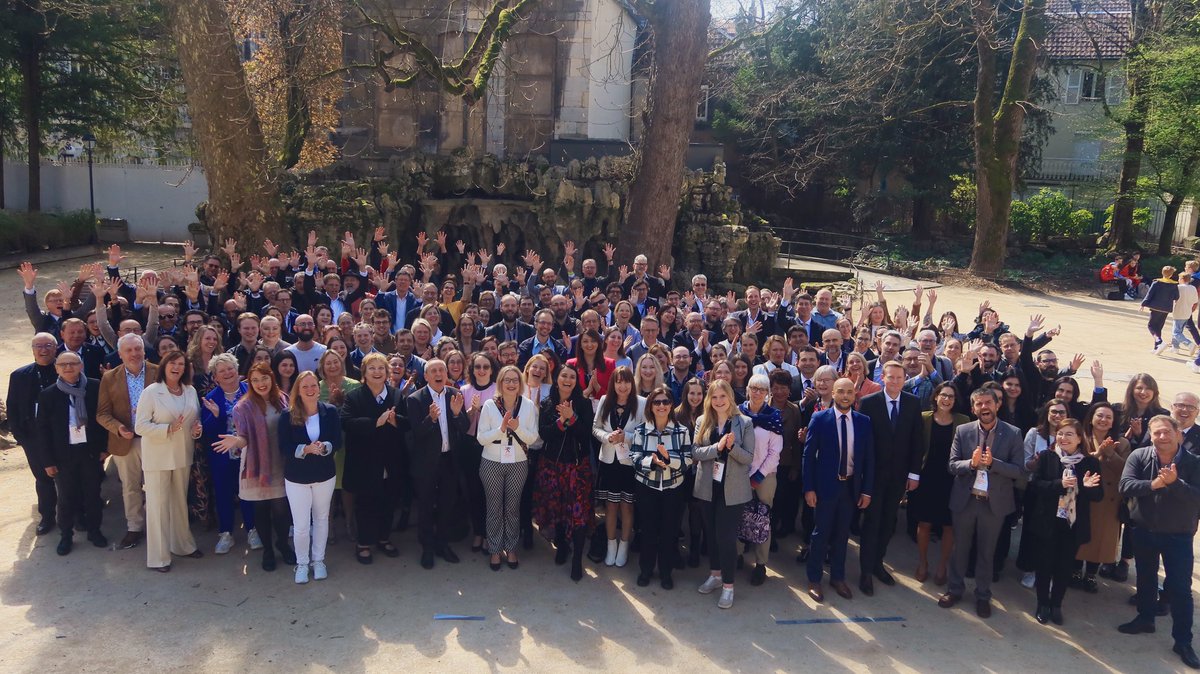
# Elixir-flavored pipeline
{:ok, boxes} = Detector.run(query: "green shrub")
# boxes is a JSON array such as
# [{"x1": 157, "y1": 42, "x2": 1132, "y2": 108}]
[
  {"x1": 1009, "y1": 189, "x2": 1097, "y2": 244},
  {"x1": 0, "y1": 210, "x2": 96, "y2": 253}
]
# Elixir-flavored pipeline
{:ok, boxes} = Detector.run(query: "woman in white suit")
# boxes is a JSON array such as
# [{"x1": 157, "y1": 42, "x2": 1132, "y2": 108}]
[
  {"x1": 476, "y1": 365, "x2": 540, "y2": 570},
  {"x1": 591, "y1": 366, "x2": 645, "y2": 567},
  {"x1": 135, "y1": 350, "x2": 204, "y2": 572}
]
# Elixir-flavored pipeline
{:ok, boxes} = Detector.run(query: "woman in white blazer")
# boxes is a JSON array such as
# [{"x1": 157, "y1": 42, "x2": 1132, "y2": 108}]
[
  {"x1": 591, "y1": 366, "x2": 645, "y2": 567},
  {"x1": 135, "y1": 351, "x2": 204, "y2": 572},
  {"x1": 476, "y1": 365, "x2": 540, "y2": 570}
]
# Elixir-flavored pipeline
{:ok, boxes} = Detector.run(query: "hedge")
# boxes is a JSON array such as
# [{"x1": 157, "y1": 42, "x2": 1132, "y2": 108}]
[{"x1": 0, "y1": 210, "x2": 97, "y2": 254}]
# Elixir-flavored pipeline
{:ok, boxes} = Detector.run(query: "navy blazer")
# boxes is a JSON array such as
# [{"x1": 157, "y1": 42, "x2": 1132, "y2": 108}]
[
  {"x1": 278, "y1": 401, "x2": 343, "y2": 484},
  {"x1": 517, "y1": 335, "x2": 567, "y2": 368},
  {"x1": 36, "y1": 378, "x2": 108, "y2": 468},
  {"x1": 802, "y1": 407, "x2": 874, "y2": 501},
  {"x1": 373, "y1": 290, "x2": 422, "y2": 332},
  {"x1": 484, "y1": 319, "x2": 535, "y2": 345}
]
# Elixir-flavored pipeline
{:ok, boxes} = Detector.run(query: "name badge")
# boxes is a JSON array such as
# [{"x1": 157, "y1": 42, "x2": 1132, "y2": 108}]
[
  {"x1": 712, "y1": 461, "x2": 725, "y2": 482},
  {"x1": 69, "y1": 424, "x2": 88, "y2": 445},
  {"x1": 971, "y1": 469, "x2": 989, "y2": 494},
  {"x1": 616, "y1": 443, "x2": 630, "y2": 463},
  {"x1": 501, "y1": 445, "x2": 516, "y2": 464}
]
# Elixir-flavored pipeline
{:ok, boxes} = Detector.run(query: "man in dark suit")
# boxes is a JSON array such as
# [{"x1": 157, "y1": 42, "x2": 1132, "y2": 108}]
[
  {"x1": 19, "y1": 261, "x2": 97, "y2": 340},
  {"x1": 732, "y1": 286, "x2": 780, "y2": 337},
  {"x1": 485, "y1": 293, "x2": 535, "y2": 344},
  {"x1": 373, "y1": 268, "x2": 422, "y2": 333},
  {"x1": 7, "y1": 333, "x2": 61, "y2": 535},
  {"x1": 628, "y1": 279, "x2": 659, "y2": 328},
  {"x1": 803, "y1": 377, "x2": 874, "y2": 602},
  {"x1": 857, "y1": 361, "x2": 925, "y2": 595},
  {"x1": 938, "y1": 387, "x2": 1025, "y2": 618},
  {"x1": 57, "y1": 317, "x2": 106, "y2": 379},
  {"x1": 518, "y1": 309, "x2": 567, "y2": 368},
  {"x1": 37, "y1": 351, "x2": 108, "y2": 556},
  {"x1": 406, "y1": 359, "x2": 469, "y2": 569}
]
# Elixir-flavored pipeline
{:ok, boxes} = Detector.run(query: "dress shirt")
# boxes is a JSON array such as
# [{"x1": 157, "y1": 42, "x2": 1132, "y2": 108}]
[
  {"x1": 431, "y1": 386, "x2": 450, "y2": 452},
  {"x1": 125, "y1": 363, "x2": 146, "y2": 426},
  {"x1": 836, "y1": 409, "x2": 854, "y2": 476}
]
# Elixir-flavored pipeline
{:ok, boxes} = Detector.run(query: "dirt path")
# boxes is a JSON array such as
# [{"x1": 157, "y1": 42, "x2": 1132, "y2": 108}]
[{"x1": 0, "y1": 246, "x2": 1193, "y2": 673}]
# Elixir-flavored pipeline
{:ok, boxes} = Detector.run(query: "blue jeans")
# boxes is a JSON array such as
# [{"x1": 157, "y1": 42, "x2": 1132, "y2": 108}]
[
  {"x1": 1133, "y1": 527, "x2": 1194, "y2": 647},
  {"x1": 1171, "y1": 319, "x2": 1200, "y2": 349},
  {"x1": 209, "y1": 449, "x2": 255, "y2": 534}
]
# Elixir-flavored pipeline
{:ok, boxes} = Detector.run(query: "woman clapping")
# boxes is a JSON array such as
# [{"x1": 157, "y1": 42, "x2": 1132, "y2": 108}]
[{"x1": 476, "y1": 365, "x2": 539, "y2": 570}]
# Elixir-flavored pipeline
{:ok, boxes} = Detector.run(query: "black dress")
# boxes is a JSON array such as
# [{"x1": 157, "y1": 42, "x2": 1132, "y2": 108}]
[{"x1": 909, "y1": 419, "x2": 955, "y2": 526}]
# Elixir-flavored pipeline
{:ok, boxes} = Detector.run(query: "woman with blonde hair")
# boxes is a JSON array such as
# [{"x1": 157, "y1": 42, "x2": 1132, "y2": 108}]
[
  {"x1": 279, "y1": 371, "x2": 342, "y2": 583},
  {"x1": 519, "y1": 353, "x2": 553, "y2": 548},
  {"x1": 476, "y1": 365, "x2": 539, "y2": 570},
  {"x1": 635, "y1": 353, "x2": 665, "y2": 398},
  {"x1": 692, "y1": 379, "x2": 756, "y2": 608}
]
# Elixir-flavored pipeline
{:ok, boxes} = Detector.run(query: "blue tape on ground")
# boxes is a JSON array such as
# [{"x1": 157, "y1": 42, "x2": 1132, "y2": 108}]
[
  {"x1": 776, "y1": 616, "x2": 905, "y2": 625},
  {"x1": 434, "y1": 614, "x2": 487, "y2": 621}
]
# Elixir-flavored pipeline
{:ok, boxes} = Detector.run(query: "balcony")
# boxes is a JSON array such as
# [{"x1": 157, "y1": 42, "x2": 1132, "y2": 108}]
[{"x1": 1026, "y1": 157, "x2": 1121, "y2": 183}]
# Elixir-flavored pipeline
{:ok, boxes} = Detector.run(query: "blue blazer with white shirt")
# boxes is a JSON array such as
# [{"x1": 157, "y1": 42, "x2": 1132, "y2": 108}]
[
  {"x1": 802, "y1": 407, "x2": 874, "y2": 501},
  {"x1": 278, "y1": 401, "x2": 342, "y2": 484}
]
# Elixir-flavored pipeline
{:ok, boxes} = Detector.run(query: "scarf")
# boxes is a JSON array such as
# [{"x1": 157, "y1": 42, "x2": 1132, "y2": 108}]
[
  {"x1": 234, "y1": 394, "x2": 285, "y2": 488},
  {"x1": 740, "y1": 401, "x2": 783, "y2": 435},
  {"x1": 1055, "y1": 448, "x2": 1085, "y2": 526},
  {"x1": 56, "y1": 374, "x2": 89, "y2": 430}
]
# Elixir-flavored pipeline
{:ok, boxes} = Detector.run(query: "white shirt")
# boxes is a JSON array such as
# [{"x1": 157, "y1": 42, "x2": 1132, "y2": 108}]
[
  {"x1": 431, "y1": 387, "x2": 450, "y2": 452},
  {"x1": 305, "y1": 413, "x2": 321, "y2": 443},
  {"x1": 836, "y1": 409, "x2": 854, "y2": 476},
  {"x1": 286, "y1": 341, "x2": 327, "y2": 373},
  {"x1": 883, "y1": 390, "x2": 919, "y2": 481},
  {"x1": 753, "y1": 361, "x2": 799, "y2": 379}
]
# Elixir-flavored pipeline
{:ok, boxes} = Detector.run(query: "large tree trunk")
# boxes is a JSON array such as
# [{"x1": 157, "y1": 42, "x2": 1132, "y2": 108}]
[
  {"x1": 968, "y1": 0, "x2": 1045, "y2": 278},
  {"x1": 619, "y1": 0, "x2": 710, "y2": 268},
  {"x1": 1109, "y1": 111, "x2": 1147, "y2": 252},
  {"x1": 279, "y1": 4, "x2": 312, "y2": 169},
  {"x1": 1157, "y1": 192, "x2": 1183, "y2": 256},
  {"x1": 16, "y1": 0, "x2": 43, "y2": 212},
  {"x1": 166, "y1": 0, "x2": 287, "y2": 251}
]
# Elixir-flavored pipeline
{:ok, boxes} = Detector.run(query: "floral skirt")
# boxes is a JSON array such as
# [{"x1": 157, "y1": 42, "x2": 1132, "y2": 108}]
[{"x1": 534, "y1": 459, "x2": 594, "y2": 539}]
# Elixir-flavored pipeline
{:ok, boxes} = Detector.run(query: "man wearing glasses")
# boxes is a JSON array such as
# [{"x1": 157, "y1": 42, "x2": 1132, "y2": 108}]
[
  {"x1": 7, "y1": 334, "x2": 61, "y2": 536},
  {"x1": 1171, "y1": 393, "x2": 1200, "y2": 457}
]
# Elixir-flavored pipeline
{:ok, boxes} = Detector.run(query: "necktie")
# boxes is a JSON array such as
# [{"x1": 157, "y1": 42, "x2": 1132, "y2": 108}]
[
  {"x1": 890, "y1": 399, "x2": 899, "y2": 428},
  {"x1": 804, "y1": 379, "x2": 812, "y2": 390},
  {"x1": 839, "y1": 414, "x2": 850, "y2": 479}
]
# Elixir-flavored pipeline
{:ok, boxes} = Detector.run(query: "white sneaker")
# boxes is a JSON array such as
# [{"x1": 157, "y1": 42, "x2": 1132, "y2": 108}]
[
  {"x1": 294, "y1": 564, "x2": 309, "y2": 584},
  {"x1": 718, "y1": 586, "x2": 735, "y2": 609},
  {"x1": 1155, "y1": 343, "x2": 1170, "y2": 355},
  {"x1": 215, "y1": 532, "x2": 234, "y2": 555},
  {"x1": 312, "y1": 561, "x2": 328, "y2": 581},
  {"x1": 247, "y1": 528, "x2": 264, "y2": 550},
  {"x1": 604, "y1": 539, "x2": 618, "y2": 567},
  {"x1": 1021, "y1": 572, "x2": 1036, "y2": 589},
  {"x1": 614, "y1": 540, "x2": 629, "y2": 567},
  {"x1": 1191, "y1": 363, "x2": 1200, "y2": 374},
  {"x1": 698, "y1": 575, "x2": 722, "y2": 594}
]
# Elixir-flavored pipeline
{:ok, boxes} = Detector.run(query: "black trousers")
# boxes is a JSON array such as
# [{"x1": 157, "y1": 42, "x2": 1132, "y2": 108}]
[
  {"x1": 253, "y1": 498, "x2": 292, "y2": 556},
  {"x1": 26, "y1": 445, "x2": 57, "y2": 522},
  {"x1": 859, "y1": 475, "x2": 904, "y2": 577},
  {"x1": 55, "y1": 456, "x2": 102, "y2": 535},
  {"x1": 773, "y1": 466, "x2": 802, "y2": 537},
  {"x1": 1035, "y1": 521, "x2": 1077, "y2": 607},
  {"x1": 704, "y1": 486, "x2": 742, "y2": 584},
  {"x1": 459, "y1": 441, "x2": 486, "y2": 539},
  {"x1": 356, "y1": 474, "x2": 399, "y2": 546},
  {"x1": 417, "y1": 452, "x2": 459, "y2": 551},
  {"x1": 637, "y1": 483, "x2": 684, "y2": 577},
  {"x1": 521, "y1": 451, "x2": 540, "y2": 538}
]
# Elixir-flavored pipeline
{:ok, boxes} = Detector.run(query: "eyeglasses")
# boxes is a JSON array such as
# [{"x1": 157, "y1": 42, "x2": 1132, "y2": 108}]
[
  {"x1": 33, "y1": 343, "x2": 57, "y2": 350},
  {"x1": 936, "y1": 392, "x2": 955, "y2": 399},
  {"x1": 473, "y1": 364, "x2": 492, "y2": 370},
  {"x1": 1173, "y1": 403, "x2": 1198, "y2": 410},
  {"x1": 651, "y1": 399, "x2": 672, "y2": 407},
  {"x1": 1049, "y1": 409, "x2": 1067, "y2": 416}
]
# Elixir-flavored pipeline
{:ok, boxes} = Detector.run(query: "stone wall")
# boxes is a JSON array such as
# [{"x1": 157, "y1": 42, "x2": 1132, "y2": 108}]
[{"x1": 278, "y1": 152, "x2": 779, "y2": 289}]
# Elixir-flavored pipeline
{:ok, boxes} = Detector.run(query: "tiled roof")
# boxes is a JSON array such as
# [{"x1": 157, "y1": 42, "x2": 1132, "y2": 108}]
[{"x1": 1045, "y1": 0, "x2": 1131, "y2": 60}]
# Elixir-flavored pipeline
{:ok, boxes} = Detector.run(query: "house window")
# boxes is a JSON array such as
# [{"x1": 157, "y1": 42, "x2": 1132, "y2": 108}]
[
  {"x1": 1081, "y1": 71, "x2": 1105, "y2": 100},
  {"x1": 696, "y1": 85, "x2": 710, "y2": 122},
  {"x1": 1105, "y1": 72, "x2": 1126, "y2": 105},
  {"x1": 1065, "y1": 68, "x2": 1107, "y2": 104}
]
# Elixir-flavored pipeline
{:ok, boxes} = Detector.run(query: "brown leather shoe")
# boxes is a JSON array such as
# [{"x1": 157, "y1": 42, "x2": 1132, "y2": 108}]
[
  {"x1": 117, "y1": 531, "x2": 143, "y2": 550},
  {"x1": 831, "y1": 580, "x2": 853, "y2": 599},
  {"x1": 937, "y1": 592, "x2": 961, "y2": 609},
  {"x1": 976, "y1": 599, "x2": 992, "y2": 618},
  {"x1": 807, "y1": 583, "x2": 824, "y2": 603}
]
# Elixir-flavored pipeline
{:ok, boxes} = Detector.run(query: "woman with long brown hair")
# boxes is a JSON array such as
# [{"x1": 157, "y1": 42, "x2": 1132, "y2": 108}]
[
  {"x1": 212, "y1": 363, "x2": 294, "y2": 572},
  {"x1": 318, "y1": 348, "x2": 360, "y2": 542},
  {"x1": 1074, "y1": 402, "x2": 1130, "y2": 592},
  {"x1": 535, "y1": 364, "x2": 596, "y2": 581},
  {"x1": 567, "y1": 329, "x2": 612, "y2": 404},
  {"x1": 675, "y1": 377, "x2": 708, "y2": 567},
  {"x1": 592, "y1": 366, "x2": 644, "y2": 567},
  {"x1": 279, "y1": 371, "x2": 342, "y2": 584}
]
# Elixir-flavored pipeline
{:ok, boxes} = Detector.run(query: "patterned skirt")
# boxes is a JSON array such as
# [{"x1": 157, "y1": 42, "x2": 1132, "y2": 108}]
[
  {"x1": 594, "y1": 460, "x2": 637, "y2": 504},
  {"x1": 534, "y1": 459, "x2": 594, "y2": 538}
]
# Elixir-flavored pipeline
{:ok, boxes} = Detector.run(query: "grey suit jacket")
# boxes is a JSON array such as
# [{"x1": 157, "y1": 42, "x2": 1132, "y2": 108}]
[
  {"x1": 691, "y1": 414, "x2": 756, "y2": 505},
  {"x1": 948, "y1": 419, "x2": 1024, "y2": 516}
]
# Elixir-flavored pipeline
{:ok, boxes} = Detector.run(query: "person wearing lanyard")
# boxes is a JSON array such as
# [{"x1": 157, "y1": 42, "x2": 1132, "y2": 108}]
[
  {"x1": 629, "y1": 384, "x2": 693, "y2": 589},
  {"x1": 476, "y1": 366, "x2": 539, "y2": 571},
  {"x1": 97, "y1": 333, "x2": 157, "y2": 550},
  {"x1": 535, "y1": 364, "x2": 596, "y2": 581},
  {"x1": 591, "y1": 367, "x2": 645, "y2": 569},
  {"x1": 692, "y1": 380, "x2": 755, "y2": 609},
  {"x1": 801, "y1": 378, "x2": 873, "y2": 602}
]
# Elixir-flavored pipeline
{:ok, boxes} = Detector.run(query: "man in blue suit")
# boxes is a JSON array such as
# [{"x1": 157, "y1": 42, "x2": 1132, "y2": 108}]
[{"x1": 803, "y1": 377, "x2": 874, "y2": 602}]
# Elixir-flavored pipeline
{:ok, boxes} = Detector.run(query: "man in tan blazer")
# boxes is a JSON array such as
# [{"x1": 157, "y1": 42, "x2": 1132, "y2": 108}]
[{"x1": 97, "y1": 333, "x2": 157, "y2": 549}]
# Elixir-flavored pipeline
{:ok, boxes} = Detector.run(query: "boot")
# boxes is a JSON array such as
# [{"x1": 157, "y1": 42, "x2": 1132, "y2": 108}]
[
  {"x1": 587, "y1": 527, "x2": 607, "y2": 563},
  {"x1": 554, "y1": 530, "x2": 570, "y2": 565},
  {"x1": 604, "y1": 539, "x2": 618, "y2": 566},
  {"x1": 614, "y1": 539, "x2": 629, "y2": 568},
  {"x1": 570, "y1": 531, "x2": 586, "y2": 581}
]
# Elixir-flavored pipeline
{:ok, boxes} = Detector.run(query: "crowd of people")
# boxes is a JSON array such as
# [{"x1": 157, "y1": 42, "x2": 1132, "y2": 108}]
[{"x1": 7, "y1": 233, "x2": 1200, "y2": 668}]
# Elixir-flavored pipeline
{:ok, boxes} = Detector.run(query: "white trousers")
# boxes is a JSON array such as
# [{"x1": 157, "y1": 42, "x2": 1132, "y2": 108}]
[
  {"x1": 144, "y1": 466, "x2": 196, "y2": 568},
  {"x1": 285, "y1": 478, "x2": 335, "y2": 565},
  {"x1": 111, "y1": 440, "x2": 146, "y2": 532}
]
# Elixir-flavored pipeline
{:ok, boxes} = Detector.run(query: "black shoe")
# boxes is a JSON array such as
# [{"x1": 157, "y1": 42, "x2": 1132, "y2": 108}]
[
  {"x1": 278, "y1": 544, "x2": 297, "y2": 566},
  {"x1": 554, "y1": 542, "x2": 570, "y2": 565},
  {"x1": 587, "y1": 530, "x2": 606, "y2": 563},
  {"x1": 1098, "y1": 563, "x2": 1114, "y2": 579},
  {"x1": 421, "y1": 548, "x2": 435, "y2": 569},
  {"x1": 56, "y1": 536, "x2": 72, "y2": 556},
  {"x1": 88, "y1": 531, "x2": 108, "y2": 548},
  {"x1": 874, "y1": 567, "x2": 896, "y2": 586},
  {"x1": 1082, "y1": 576, "x2": 1099, "y2": 594},
  {"x1": 377, "y1": 541, "x2": 400, "y2": 558},
  {"x1": 1050, "y1": 607, "x2": 1064, "y2": 626},
  {"x1": 751, "y1": 564, "x2": 767, "y2": 586},
  {"x1": 859, "y1": 576, "x2": 874, "y2": 597},
  {"x1": 660, "y1": 574, "x2": 674, "y2": 590},
  {"x1": 490, "y1": 560, "x2": 502, "y2": 571},
  {"x1": 636, "y1": 573, "x2": 651, "y2": 587},
  {"x1": 1175, "y1": 643, "x2": 1200, "y2": 669},
  {"x1": 438, "y1": 546, "x2": 460, "y2": 564},
  {"x1": 1111, "y1": 560, "x2": 1130, "y2": 583},
  {"x1": 36, "y1": 519, "x2": 54, "y2": 536},
  {"x1": 262, "y1": 554, "x2": 276, "y2": 572},
  {"x1": 1036, "y1": 604, "x2": 1050, "y2": 624},
  {"x1": 688, "y1": 548, "x2": 701, "y2": 568},
  {"x1": 1117, "y1": 619, "x2": 1156, "y2": 635},
  {"x1": 570, "y1": 558, "x2": 583, "y2": 582}
]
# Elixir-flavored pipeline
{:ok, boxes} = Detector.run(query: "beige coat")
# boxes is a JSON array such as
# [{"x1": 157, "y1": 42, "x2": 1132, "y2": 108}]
[
  {"x1": 1076, "y1": 436, "x2": 1131, "y2": 564},
  {"x1": 134, "y1": 383, "x2": 199, "y2": 472}
]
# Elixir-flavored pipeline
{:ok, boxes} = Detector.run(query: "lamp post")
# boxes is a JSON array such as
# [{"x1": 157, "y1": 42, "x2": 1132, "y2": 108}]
[{"x1": 82, "y1": 132, "x2": 96, "y2": 223}]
